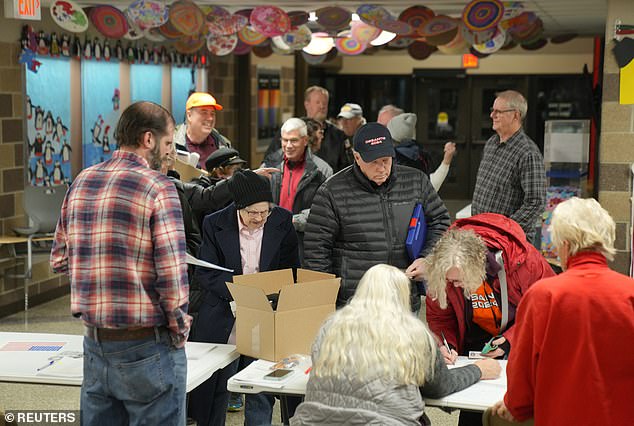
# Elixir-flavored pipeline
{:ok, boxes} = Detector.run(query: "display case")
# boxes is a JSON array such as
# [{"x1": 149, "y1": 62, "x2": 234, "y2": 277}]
[{"x1": 541, "y1": 120, "x2": 590, "y2": 258}]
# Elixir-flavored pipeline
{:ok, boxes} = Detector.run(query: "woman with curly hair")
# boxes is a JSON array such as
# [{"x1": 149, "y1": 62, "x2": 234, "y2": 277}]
[
  {"x1": 424, "y1": 214, "x2": 554, "y2": 365},
  {"x1": 291, "y1": 264, "x2": 500, "y2": 426}
]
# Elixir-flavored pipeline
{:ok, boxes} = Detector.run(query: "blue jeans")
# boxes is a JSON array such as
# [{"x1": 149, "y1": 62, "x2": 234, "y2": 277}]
[{"x1": 81, "y1": 328, "x2": 187, "y2": 426}]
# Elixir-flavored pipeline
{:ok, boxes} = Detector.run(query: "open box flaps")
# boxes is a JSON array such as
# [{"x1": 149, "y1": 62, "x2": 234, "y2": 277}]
[{"x1": 226, "y1": 268, "x2": 340, "y2": 361}]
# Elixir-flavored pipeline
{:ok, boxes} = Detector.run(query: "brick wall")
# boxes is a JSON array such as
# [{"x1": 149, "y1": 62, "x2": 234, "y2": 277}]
[
  {"x1": 599, "y1": 0, "x2": 634, "y2": 275},
  {"x1": 0, "y1": 41, "x2": 69, "y2": 317}
]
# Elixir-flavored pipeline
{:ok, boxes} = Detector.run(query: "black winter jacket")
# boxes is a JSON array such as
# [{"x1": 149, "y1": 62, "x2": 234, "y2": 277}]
[{"x1": 304, "y1": 163, "x2": 450, "y2": 310}]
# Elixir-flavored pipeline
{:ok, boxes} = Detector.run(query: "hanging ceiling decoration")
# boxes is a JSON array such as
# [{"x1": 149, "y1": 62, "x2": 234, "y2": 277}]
[{"x1": 40, "y1": 1, "x2": 565, "y2": 64}]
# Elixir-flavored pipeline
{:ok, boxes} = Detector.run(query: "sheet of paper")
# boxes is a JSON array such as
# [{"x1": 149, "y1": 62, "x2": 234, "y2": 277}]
[
  {"x1": 186, "y1": 253, "x2": 234, "y2": 273},
  {"x1": 231, "y1": 359, "x2": 295, "y2": 389},
  {"x1": 185, "y1": 342, "x2": 217, "y2": 360}
]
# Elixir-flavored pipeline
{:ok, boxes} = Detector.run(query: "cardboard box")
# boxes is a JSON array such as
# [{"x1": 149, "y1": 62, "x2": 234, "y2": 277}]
[{"x1": 227, "y1": 269, "x2": 340, "y2": 361}]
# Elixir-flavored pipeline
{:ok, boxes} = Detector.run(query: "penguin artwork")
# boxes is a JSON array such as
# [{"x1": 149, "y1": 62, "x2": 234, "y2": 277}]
[
  {"x1": 50, "y1": 33, "x2": 60, "y2": 57},
  {"x1": 126, "y1": 43, "x2": 136, "y2": 64},
  {"x1": 94, "y1": 38, "x2": 102, "y2": 61},
  {"x1": 34, "y1": 159, "x2": 45, "y2": 184},
  {"x1": 72, "y1": 36, "x2": 82, "y2": 59},
  {"x1": 61, "y1": 34, "x2": 70, "y2": 57},
  {"x1": 34, "y1": 134, "x2": 44, "y2": 157},
  {"x1": 26, "y1": 96, "x2": 32, "y2": 120},
  {"x1": 142, "y1": 45, "x2": 150, "y2": 64},
  {"x1": 103, "y1": 41, "x2": 111, "y2": 61},
  {"x1": 61, "y1": 140, "x2": 71, "y2": 163},
  {"x1": 115, "y1": 40, "x2": 124, "y2": 62},
  {"x1": 160, "y1": 46, "x2": 168, "y2": 64},
  {"x1": 36, "y1": 31, "x2": 49, "y2": 55},
  {"x1": 92, "y1": 116, "x2": 103, "y2": 146},
  {"x1": 152, "y1": 48, "x2": 160, "y2": 65},
  {"x1": 34, "y1": 106, "x2": 44, "y2": 131},
  {"x1": 83, "y1": 37, "x2": 92, "y2": 60},
  {"x1": 44, "y1": 140, "x2": 54, "y2": 165},
  {"x1": 112, "y1": 88, "x2": 120, "y2": 111},
  {"x1": 43, "y1": 175, "x2": 51, "y2": 187},
  {"x1": 102, "y1": 126, "x2": 111, "y2": 153},
  {"x1": 20, "y1": 25, "x2": 30, "y2": 51},
  {"x1": 44, "y1": 111, "x2": 54, "y2": 135},
  {"x1": 52, "y1": 161, "x2": 64, "y2": 185},
  {"x1": 169, "y1": 50, "x2": 176, "y2": 64},
  {"x1": 27, "y1": 166, "x2": 33, "y2": 184},
  {"x1": 55, "y1": 117, "x2": 67, "y2": 140}
]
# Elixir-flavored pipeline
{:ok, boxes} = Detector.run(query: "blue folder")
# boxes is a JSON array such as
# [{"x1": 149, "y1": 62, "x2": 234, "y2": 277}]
[{"x1": 406, "y1": 203, "x2": 427, "y2": 261}]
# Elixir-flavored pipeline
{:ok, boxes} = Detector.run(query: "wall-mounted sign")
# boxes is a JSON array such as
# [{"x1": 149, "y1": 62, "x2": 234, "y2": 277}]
[
  {"x1": 462, "y1": 53, "x2": 478, "y2": 69},
  {"x1": 4, "y1": 0, "x2": 41, "y2": 20}
]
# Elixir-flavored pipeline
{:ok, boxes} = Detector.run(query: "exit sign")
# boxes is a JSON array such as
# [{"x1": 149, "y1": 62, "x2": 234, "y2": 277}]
[
  {"x1": 462, "y1": 53, "x2": 479, "y2": 69},
  {"x1": 4, "y1": 0, "x2": 41, "y2": 20}
]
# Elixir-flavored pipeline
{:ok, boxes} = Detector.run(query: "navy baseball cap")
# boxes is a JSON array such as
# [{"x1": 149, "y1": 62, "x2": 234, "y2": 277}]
[{"x1": 353, "y1": 123, "x2": 395, "y2": 162}]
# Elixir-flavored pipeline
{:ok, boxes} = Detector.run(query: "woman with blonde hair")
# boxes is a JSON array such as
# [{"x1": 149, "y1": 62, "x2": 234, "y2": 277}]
[{"x1": 291, "y1": 264, "x2": 500, "y2": 426}]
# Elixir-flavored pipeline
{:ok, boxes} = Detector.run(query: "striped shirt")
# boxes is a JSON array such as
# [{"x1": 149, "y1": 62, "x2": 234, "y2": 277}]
[
  {"x1": 472, "y1": 129, "x2": 546, "y2": 242},
  {"x1": 50, "y1": 150, "x2": 191, "y2": 346}
]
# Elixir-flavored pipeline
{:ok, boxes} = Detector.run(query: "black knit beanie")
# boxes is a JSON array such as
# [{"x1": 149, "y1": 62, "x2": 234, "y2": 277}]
[{"x1": 228, "y1": 169, "x2": 272, "y2": 209}]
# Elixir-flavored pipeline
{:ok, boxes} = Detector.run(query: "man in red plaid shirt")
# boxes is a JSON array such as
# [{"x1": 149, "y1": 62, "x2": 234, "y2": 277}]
[{"x1": 51, "y1": 101, "x2": 191, "y2": 426}]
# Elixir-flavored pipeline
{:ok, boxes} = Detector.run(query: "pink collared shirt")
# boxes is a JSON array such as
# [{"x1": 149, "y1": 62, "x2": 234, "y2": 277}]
[{"x1": 237, "y1": 211, "x2": 264, "y2": 274}]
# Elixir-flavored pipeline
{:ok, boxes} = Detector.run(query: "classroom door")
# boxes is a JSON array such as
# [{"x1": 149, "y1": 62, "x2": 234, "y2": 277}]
[{"x1": 415, "y1": 74, "x2": 527, "y2": 200}]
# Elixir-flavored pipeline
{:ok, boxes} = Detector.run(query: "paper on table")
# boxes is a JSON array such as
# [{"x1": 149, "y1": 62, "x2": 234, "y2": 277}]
[
  {"x1": 186, "y1": 253, "x2": 234, "y2": 273},
  {"x1": 231, "y1": 359, "x2": 293, "y2": 389},
  {"x1": 35, "y1": 357, "x2": 83, "y2": 378},
  {"x1": 185, "y1": 342, "x2": 217, "y2": 360}
]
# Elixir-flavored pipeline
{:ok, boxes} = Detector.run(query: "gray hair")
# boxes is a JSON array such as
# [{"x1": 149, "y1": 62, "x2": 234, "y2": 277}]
[
  {"x1": 378, "y1": 104, "x2": 404, "y2": 116},
  {"x1": 281, "y1": 117, "x2": 307, "y2": 137},
  {"x1": 551, "y1": 197, "x2": 616, "y2": 261},
  {"x1": 496, "y1": 90, "x2": 528, "y2": 121},
  {"x1": 304, "y1": 86, "x2": 329, "y2": 102}
]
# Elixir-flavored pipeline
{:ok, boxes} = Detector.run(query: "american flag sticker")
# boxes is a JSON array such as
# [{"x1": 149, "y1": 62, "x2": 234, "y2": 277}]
[{"x1": 0, "y1": 342, "x2": 65, "y2": 351}]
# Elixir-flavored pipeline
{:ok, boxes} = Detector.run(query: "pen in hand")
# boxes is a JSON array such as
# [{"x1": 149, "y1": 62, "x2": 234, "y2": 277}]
[{"x1": 441, "y1": 332, "x2": 457, "y2": 365}]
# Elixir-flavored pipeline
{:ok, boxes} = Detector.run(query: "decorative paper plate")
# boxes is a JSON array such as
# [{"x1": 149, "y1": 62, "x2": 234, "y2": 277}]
[
  {"x1": 500, "y1": 10, "x2": 536, "y2": 31},
  {"x1": 356, "y1": 4, "x2": 392, "y2": 27},
  {"x1": 205, "y1": 6, "x2": 248, "y2": 36},
  {"x1": 407, "y1": 41, "x2": 436, "y2": 60},
  {"x1": 123, "y1": 19, "x2": 144, "y2": 40},
  {"x1": 437, "y1": 30, "x2": 468, "y2": 55},
  {"x1": 462, "y1": 0, "x2": 505, "y2": 32},
  {"x1": 50, "y1": 0, "x2": 89, "y2": 33},
  {"x1": 125, "y1": 0, "x2": 168, "y2": 30},
  {"x1": 461, "y1": 24, "x2": 496, "y2": 45},
  {"x1": 419, "y1": 16, "x2": 459, "y2": 46},
  {"x1": 233, "y1": 40, "x2": 252, "y2": 55},
  {"x1": 387, "y1": 36, "x2": 415, "y2": 49},
  {"x1": 250, "y1": 6, "x2": 290, "y2": 37},
  {"x1": 377, "y1": 19, "x2": 412, "y2": 35},
  {"x1": 520, "y1": 38, "x2": 547, "y2": 50},
  {"x1": 158, "y1": 20, "x2": 183, "y2": 39},
  {"x1": 301, "y1": 50, "x2": 327, "y2": 65},
  {"x1": 271, "y1": 37, "x2": 293, "y2": 55},
  {"x1": 469, "y1": 46, "x2": 490, "y2": 58},
  {"x1": 550, "y1": 33, "x2": 577, "y2": 44},
  {"x1": 316, "y1": 6, "x2": 351, "y2": 31},
  {"x1": 206, "y1": 33, "x2": 237, "y2": 56},
  {"x1": 398, "y1": 5, "x2": 435, "y2": 37},
  {"x1": 335, "y1": 31, "x2": 367, "y2": 55},
  {"x1": 502, "y1": 1, "x2": 524, "y2": 20},
  {"x1": 282, "y1": 24, "x2": 312, "y2": 50},
  {"x1": 174, "y1": 34, "x2": 204, "y2": 54},
  {"x1": 168, "y1": 0, "x2": 204, "y2": 36},
  {"x1": 350, "y1": 20, "x2": 381, "y2": 44},
  {"x1": 143, "y1": 28, "x2": 166, "y2": 42},
  {"x1": 234, "y1": 8, "x2": 253, "y2": 19},
  {"x1": 89, "y1": 6, "x2": 129, "y2": 39},
  {"x1": 252, "y1": 42, "x2": 273, "y2": 58},
  {"x1": 288, "y1": 11, "x2": 309, "y2": 27},
  {"x1": 238, "y1": 25, "x2": 267, "y2": 46},
  {"x1": 473, "y1": 26, "x2": 507, "y2": 53}
]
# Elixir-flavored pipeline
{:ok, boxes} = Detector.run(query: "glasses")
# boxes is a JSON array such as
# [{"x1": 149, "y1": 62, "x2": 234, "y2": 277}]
[
  {"x1": 281, "y1": 137, "x2": 303, "y2": 146},
  {"x1": 490, "y1": 108, "x2": 516, "y2": 115},
  {"x1": 242, "y1": 208, "x2": 271, "y2": 218}
]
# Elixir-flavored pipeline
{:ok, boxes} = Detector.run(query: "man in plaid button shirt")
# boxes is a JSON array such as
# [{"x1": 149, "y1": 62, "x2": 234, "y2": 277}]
[{"x1": 472, "y1": 90, "x2": 546, "y2": 243}]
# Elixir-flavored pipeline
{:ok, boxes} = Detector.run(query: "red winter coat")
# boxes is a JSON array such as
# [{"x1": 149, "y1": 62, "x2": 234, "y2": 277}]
[{"x1": 426, "y1": 213, "x2": 554, "y2": 353}]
